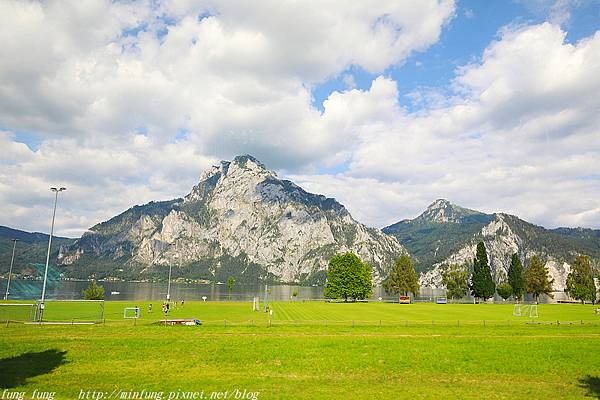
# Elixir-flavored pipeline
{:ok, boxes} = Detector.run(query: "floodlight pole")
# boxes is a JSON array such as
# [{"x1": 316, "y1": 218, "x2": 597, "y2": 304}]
[
  {"x1": 39, "y1": 187, "x2": 66, "y2": 321},
  {"x1": 264, "y1": 283, "x2": 268, "y2": 311},
  {"x1": 4, "y1": 239, "x2": 19, "y2": 300},
  {"x1": 166, "y1": 263, "x2": 172, "y2": 302}
]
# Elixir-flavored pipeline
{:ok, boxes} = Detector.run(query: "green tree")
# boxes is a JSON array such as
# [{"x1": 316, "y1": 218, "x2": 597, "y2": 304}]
[
  {"x1": 470, "y1": 242, "x2": 496, "y2": 301},
  {"x1": 525, "y1": 255, "x2": 554, "y2": 302},
  {"x1": 566, "y1": 255, "x2": 597, "y2": 304},
  {"x1": 496, "y1": 283, "x2": 512, "y2": 300},
  {"x1": 383, "y1": 255, "x2": 420, "y2": 301},
  {"x1": 324, "y1": 253, "x2": 373, "y2": 302},
  {"x1": 227, "y1": 276, "x2": 234, "y2": 300},
  {"x1": 507, "y1": 253, "x2": 525, "y2": 300},
  {"x1": 441, "y1": 264, "x2": 469, "y2": 300},
  {"x1": 82, "y1": 281, "x2": 104, "y2": 300}
]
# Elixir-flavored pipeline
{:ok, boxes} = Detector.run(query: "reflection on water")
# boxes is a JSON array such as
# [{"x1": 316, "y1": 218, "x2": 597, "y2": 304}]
[
  {"x1": 0, "y1": 278, "x2": 335, "y2": 301},
  {"x1": 0, "y1": 279, "x2": 405, "y2": 302}
]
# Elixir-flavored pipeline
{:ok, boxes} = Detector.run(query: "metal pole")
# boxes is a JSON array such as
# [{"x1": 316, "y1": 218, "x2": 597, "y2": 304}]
[
  {"x1": 39, "y1": 187, "x2": 66, "y2": 321},
  {"x1": 166, "y1": 263, "x2": 172, "y2": 301},
  {"x1": 264, "y1": 283, "x2": 268, "y2": 311},
  {"x1": 4, "y1": 239, "x2": 18, "y2": 300}
]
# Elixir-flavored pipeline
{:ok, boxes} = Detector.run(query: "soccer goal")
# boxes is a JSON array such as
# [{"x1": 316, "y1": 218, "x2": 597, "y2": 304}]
[
  {"x1": 0, "y1": 303, "x2": 37, "y2": 323},
  {"x1": 513, "y1": 303, "x2": 538, "y2": 318},
  {"x1": 33, "y1": 300, "x2": 105, "y2": 323},
  {"x1": 124, "y1": 307, "x2": 140, "y2": 319}
]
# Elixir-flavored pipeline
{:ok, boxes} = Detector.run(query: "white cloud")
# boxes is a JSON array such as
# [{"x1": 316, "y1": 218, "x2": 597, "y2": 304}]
[
  {"x1": 514, "y1": 0, "x2": 584, "y2": 26},
  {"x1": 1, "y1": 2, "x2": 599, "y2": 236},
  {"x1": 0, "y1": 0, "x2": 455, "y2": 235},
  {"x1": 294, "y1": 23, "x2": 600, "y2": 229}
]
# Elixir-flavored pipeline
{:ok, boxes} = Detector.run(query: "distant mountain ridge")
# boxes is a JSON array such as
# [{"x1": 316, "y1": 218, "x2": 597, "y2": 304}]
[
  {"x1": 384, "y1": 199, "x2": 600, "y2": 290},
  {"x1": 383, "y1": 199, "x2": 495, "y2": 272},
  {"x1": 57, "y1": 155, "x2": 406, "y2": 283},
  {"x1": 0, "y1": 226, "x2": 74, "y2": 277},
  {"x1": 3, "y1": 180, "x2": 599, "y2": 290}
]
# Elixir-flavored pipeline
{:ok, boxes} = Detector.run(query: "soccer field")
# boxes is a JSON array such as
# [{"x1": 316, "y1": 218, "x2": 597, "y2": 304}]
[{"x1": 1, "y1": 301, "x2": 599, "y2": 399}]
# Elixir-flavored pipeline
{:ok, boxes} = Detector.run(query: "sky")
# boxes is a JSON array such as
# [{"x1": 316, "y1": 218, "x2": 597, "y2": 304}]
[{"x1": 1, "y1": 0, "x2": 599, "y2": 237}]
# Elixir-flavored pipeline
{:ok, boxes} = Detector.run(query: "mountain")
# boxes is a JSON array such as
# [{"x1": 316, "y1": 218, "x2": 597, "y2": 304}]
[
  {"x1": 0, "y1": 226, "x2": 75, "y2": 277},
  {"x1": 384, "y1": 199, "x2": 600, "y2": 290},
  {"x1": 59, "y1": 155, "x2": 406, "y2": 283},
  {"x1": 383, "y1": 199, "x2": 495, "y2": 272}
]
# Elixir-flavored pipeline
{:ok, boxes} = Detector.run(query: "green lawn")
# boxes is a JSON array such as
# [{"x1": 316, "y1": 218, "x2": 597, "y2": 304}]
[{"x1": 1, "y1": 301, "x2": 600, "y2": 399}]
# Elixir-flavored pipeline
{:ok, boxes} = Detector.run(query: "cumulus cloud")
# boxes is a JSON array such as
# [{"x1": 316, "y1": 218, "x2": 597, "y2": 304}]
[
  {"x1": 1, "y1": 1, "x2": 599, "y2": 237},
  {"x1": 295, "y1": 23, "x2": 600, "y2": 229},
  {"x1": 0, "y1": 131, "x2": 215, "y2": 236},
  {"x1": 0, "y1": 0, "x2": 455, "y2": 235}
]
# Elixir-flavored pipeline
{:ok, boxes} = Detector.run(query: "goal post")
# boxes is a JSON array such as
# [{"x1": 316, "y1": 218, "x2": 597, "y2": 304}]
[
  {"x1": 124, "y1": 307, "x2": 140, "y2": 319},
  {"x1": 0, "y1": 303, "x2": 37, "y2": 323},
  {"x1": 513, "y1": 303, "x2": 538, "y2": 318},
  {"x1": 34, "y1": 300, "x2": 105, "y2": 323},
  {"x1": 529, "y1": 303, "x2": 538, "y2": 318}
]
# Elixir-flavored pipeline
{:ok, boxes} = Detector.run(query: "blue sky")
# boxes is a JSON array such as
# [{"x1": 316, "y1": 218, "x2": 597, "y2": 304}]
[
  {"x1": 313, "y1": 0, "x2": 600, "y2": 113},
  {"x1": 1, "y1": 0, "x2": 599, "y2": 236}
]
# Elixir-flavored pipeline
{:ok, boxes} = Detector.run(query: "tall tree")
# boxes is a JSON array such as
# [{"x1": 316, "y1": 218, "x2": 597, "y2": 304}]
[
  {"x1": 507, "y1": 253, "x2": 525, "y2": 301},
  {"x1": 470, "y1": 242, "x2": 496, "y2": 301},
  {"x1": 441, "y1": 264, "x2": 469, "y2": 300},
  {"x1": 566, "y1": 255, "x2": 597, "y2": 304},
  {"x1": 383, "y1": 255, "x2": 420, "y2": 301},
  {"x1": 324, "y1": 253, "x2": 373, "y2": 302},
  {"x1": 525, "y1": 255, "x2": 554, "y2": 302}
]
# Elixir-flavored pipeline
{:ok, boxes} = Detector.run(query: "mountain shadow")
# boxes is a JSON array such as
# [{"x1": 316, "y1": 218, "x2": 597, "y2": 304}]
[{"x1": 0, "y1": 349, "x2": 67, "y2": 388}]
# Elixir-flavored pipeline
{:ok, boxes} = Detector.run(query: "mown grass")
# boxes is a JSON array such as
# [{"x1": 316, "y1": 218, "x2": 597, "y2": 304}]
[
  {"x1": 1, "y1": 301, "x2": 600, "y2": 399},
  {"x1": 5, "y1": 299, "x2": 598, "y2": 325}
]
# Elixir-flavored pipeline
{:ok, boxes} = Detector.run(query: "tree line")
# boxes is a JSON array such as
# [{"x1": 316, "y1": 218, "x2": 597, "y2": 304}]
[
  {"x1": 441, "y1": 241, "x2": 598, "y2": 304},
  {"x1": 324, "y1": 243, "x2": 599, "y2": 303}
]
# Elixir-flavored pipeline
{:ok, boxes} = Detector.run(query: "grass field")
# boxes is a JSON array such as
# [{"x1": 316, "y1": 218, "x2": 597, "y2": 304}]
[{"x1": 1, "y1": 301, "x2": 600, "y2": 399}]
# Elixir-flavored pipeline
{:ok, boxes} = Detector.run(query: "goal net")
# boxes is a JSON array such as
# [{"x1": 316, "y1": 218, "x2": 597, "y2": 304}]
[
  {"x1": 124, "y1": 307, "x2": 140, "y2": 319},
  {"x1": 0, "y1": 303, "x2": 37, "y2": 322},
  {"x1": 513, "y1": 303, "x2": 538, "y2": 318},
  {"x1": 33, "y1": 300, "x2": 105, "y2": 323}
]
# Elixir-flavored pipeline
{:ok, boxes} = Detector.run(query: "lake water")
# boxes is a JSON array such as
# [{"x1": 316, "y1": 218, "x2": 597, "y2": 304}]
[
  {"x1": 0, "y1": 278, "x2": 565, "y2": 303},
  {"x1": 0, "y1": 278, "x2": 403, "y2": 302}
]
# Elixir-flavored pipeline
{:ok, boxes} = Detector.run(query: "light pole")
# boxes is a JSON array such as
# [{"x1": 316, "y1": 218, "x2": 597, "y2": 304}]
[
  {"x1": 39, "y1": 187, "x2": 66, "y2": 321},
  {"x1": 4, "y1": 239, "x2": 19, "y2": 300},
  {"x1": 166, "y1": 263, "x2": 172, "y2": 302}
]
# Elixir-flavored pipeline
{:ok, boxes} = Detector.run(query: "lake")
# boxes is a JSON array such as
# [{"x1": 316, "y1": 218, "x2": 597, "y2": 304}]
[
  {"x1": 0, "y1": 278, "x2": 403, "y2": 302},
  {"x1": 1, "y1": 278, "x2": 565, "y2": 303}
]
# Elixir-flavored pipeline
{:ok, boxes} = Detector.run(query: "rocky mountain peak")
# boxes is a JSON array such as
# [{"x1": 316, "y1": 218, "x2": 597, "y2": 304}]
[
  {"x1": 425, "y1": 198, "x2": 452, "y2": 212},
  {"x1": 231, "y1": 154, "x2": 266, "y2": 169},
  {"x1": 417, "y1": 199, "x2": 483, "y2": 223},
  {"x1": 186, "y1": 155, "x2": 273, "y2": 203},
  {"x1": 60, "y1": 154, "x2": 406, "y2": 283}
]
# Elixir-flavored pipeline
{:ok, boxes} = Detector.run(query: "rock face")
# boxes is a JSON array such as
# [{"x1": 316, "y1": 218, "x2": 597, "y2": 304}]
[
  {"x1": 385, "y1": 200, "x2": 600, "y2": 291},
  {"x1": 60, "y1": 155, "x2": 406, "y2": 283}
]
